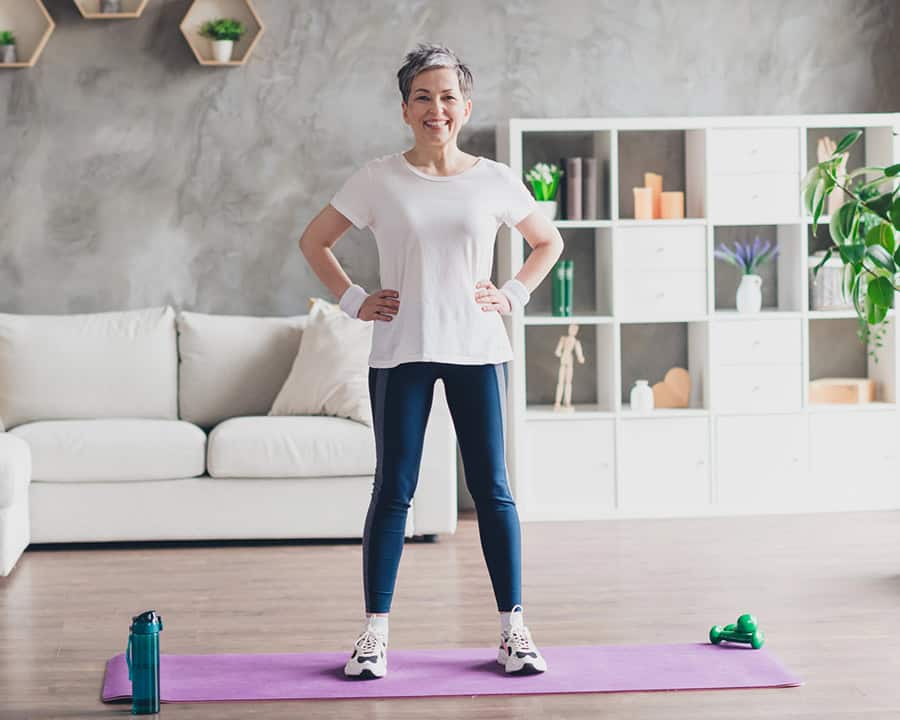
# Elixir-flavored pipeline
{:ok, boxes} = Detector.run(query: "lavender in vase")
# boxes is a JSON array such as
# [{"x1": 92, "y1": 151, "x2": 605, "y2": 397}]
[{"x1": 714, "y1": 236, "x2": 779, "y2": 313}]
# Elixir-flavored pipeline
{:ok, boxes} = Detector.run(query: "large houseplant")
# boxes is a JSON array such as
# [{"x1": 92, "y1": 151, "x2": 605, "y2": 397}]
[{"x1": 802, "y1": 129, "x2": 900, "y2": 361}]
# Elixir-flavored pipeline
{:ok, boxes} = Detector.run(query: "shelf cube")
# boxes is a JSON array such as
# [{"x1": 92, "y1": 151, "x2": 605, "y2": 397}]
[
  {"x1": 713, "y1": 224, "x2": 804, "y2": 312},
  {"x1": 620, "y1": 321, "x2": 708, "y2": 411},
  {"x1": 180, "y1": 0, "x2": 264, "y2": 66},
  {"x1": 73, "y1": 0, "x2": 149, "y2": 19},
  {"x1": 0, "y1": 0, "x2": 54, "y2": 68},
  {"x1": 618, "y1": 129, "x2": 705, "y2": 220}
]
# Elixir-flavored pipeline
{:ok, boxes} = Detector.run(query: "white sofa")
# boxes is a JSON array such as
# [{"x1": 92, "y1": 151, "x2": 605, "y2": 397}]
[{"x1": 0, "y1": 307, "x2": 458, "y2": 577}]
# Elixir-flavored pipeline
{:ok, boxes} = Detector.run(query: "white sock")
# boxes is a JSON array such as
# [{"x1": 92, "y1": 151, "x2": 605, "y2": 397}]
[
  {"x1": 366, "y1": 614, "x2": 389, "y2": 643},
  {"x1": 500, "y1": 605, "x2": 524, "y2": 633}
]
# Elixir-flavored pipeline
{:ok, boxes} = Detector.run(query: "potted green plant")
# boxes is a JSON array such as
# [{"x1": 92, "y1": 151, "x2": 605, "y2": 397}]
[
  {"x1": 0, "y1": 31, "x2": 16, "y2": 64},
  {"x1": 525, "y1": 162, "x2": 563, "y2": 220},
  {"x1": 802, "y1": 129, "x2": 900, "y2": 361},
  {"x1": 199, "y1": 18, "x2": 246, "y2": 62}
]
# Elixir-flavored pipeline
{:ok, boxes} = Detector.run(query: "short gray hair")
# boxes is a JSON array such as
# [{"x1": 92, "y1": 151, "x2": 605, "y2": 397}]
[{"x1": 397, "y1": 43, "x2": 473, "y2": 105}]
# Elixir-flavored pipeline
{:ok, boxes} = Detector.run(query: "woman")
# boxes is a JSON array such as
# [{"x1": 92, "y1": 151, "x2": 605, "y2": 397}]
[{"x1": 299, "y1": 43, "x2": 563, "y2": 679}]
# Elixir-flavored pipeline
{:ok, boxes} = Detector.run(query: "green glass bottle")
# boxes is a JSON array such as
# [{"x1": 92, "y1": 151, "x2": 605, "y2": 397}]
[
  {"x1": 563, "y1": 259, "x2": 574, "y2": 315},
  {"x1": 552, "y1": 260, "x2": 567, "y2": 316}
]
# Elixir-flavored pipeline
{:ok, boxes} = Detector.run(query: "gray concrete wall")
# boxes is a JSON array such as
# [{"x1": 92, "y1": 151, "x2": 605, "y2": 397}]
[{"x1": 1, "y1": 0, "x2": 898, "y2": 314}]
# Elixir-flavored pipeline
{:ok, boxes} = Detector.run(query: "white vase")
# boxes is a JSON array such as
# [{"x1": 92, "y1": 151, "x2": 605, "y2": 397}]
[
  {"x1": 0, "y1": 45, "x2": 16, "y2": 64},
  {"x1": 630, "y1": 379, "x2": 654, "y2": 414},
  {"x1": 736, "y1": 274, "x2": 762, "y2": 313},
  {"x1": 211, "y1": 39, "x2": 234, "y2": 62},
  {"x1": 535, "y1": 200, "x2": 558, "y2": 221}
]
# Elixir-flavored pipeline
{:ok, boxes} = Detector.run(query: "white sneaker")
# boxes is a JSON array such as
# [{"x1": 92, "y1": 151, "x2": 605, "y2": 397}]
[
  {"x1": 343, "y1": 628, "x2": 388, "y2": 679},
  {"x1": 496, "y1": 606, "x2": 548, "y2": 674}
]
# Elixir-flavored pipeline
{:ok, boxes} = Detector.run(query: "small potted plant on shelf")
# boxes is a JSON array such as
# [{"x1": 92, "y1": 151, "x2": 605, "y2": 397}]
[
  {"x1": 714, "y1": 236, "x2": 779, "y2": 313},
  {"x1": 802, "y1": 128, "x2": 900, "y2": 361},
  {"x1": 199, "y1": 18, "x2": 246, "y2": 62},
  {"x1": 525, "y1": 162, "x2": 563, "y2": 221},
  {"x1": 0, "y1": 31, "x2": 16, "y2": 64}
]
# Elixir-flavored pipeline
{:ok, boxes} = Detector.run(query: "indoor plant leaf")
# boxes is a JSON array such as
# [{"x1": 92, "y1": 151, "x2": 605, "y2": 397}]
[
  {"x1": 835, "y1": 129, "x2": 863, "y2": 154},
  {"x1": 867, "y1": 275, "x2": 894, "y2": 308},
  {"x1": 830, "y1": 201, "x2": 858, "y2": 244}
]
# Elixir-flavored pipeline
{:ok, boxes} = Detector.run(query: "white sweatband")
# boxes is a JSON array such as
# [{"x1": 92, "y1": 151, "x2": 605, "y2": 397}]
[
  {"x1": 338, "y1": 283, "x2": 368, "y2": 319},
  {"x1": 499, "y1": 278, "x2": 530, "y2": 314}
]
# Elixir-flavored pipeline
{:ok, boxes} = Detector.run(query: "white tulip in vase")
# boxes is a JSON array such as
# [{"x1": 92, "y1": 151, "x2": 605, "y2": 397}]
[{"x1": 524, "y1": 162, "x2": 563, "y2": 221}]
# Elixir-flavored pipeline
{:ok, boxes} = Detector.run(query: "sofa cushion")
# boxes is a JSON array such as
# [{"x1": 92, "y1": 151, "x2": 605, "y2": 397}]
[
  {"x1": 0, "y1": 434, "x2": 31, "y2": 508},
  {"x1": 0, "y1": 307, "x2": 177, "y2": 430},
  {"x1": 269, "y1": 298, "x2": 372, "y2": 427},
  {"x1": 207, "y1": 416, "x2": 376, "y2": 478},
  {"x1": 177, "y1": 312, "x2": 308, "y2": 429},
  {"x1": 11, "y1": 419, "x2": 206, "y2": 482}
]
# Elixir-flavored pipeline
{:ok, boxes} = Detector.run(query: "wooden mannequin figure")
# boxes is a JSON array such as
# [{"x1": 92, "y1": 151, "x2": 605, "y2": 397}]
[{"x1": 553, "y1": 323, "x2": 585, "y2": 412}]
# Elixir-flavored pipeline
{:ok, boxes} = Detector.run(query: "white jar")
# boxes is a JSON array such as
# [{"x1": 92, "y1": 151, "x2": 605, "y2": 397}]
[{"x1": 630, "y1": 379, "x2": 654, "y2": 413}]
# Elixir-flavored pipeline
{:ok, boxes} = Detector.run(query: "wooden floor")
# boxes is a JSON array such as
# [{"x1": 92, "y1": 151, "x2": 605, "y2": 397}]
[{"x1": 3, "y1": 509, "x2": 900, "y2": 719}]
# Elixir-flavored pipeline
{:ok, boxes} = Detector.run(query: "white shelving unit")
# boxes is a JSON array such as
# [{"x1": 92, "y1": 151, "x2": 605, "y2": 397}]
[{"x1": 496, "y1": 113, "x2": 900, "y2": 521}]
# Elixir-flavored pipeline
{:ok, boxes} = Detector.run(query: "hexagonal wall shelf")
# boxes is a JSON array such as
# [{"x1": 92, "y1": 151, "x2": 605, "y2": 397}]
[
  {"x1": 0, "y1": 0, "x2": 54, "y2": 68},
  {"x1": 180, "y1": 0, "x2": 264, "y2": 67},
  {"x1": 74, "y1": 1, "x2": 149, "y2": 20}
]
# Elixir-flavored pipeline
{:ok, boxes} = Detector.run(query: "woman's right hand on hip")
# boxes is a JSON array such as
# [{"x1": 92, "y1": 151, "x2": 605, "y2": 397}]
[{"x1": 359, "y1": 289, "x2": 400, "y2": 321}]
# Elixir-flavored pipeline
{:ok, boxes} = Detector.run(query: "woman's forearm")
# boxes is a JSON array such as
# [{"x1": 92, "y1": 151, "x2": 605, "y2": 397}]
[
  {"x1": 514, "y1": 240, "x2": 563, "y2": 292},
  {"x1": 300, "y1": 241, "x2": 355, "y2": 301}
]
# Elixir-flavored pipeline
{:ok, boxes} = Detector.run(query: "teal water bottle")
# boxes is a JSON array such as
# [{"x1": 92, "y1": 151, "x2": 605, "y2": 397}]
[{"x1": 127, "y1": 610, "x2": 163, "y2": 714}]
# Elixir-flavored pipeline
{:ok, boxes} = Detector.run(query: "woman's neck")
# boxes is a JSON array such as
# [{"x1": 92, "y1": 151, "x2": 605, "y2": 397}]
[{"x1": 403, "y1": 146, "x2": 477, "y2": 175}]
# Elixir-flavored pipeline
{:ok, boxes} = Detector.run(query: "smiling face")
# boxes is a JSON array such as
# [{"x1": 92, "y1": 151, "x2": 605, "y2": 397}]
[{"x1": 401, "y1": 67, "x2": 472, "y2": 150}]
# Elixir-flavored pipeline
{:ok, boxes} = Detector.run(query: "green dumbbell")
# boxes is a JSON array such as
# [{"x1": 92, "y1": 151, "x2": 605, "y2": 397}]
[{"x1": 709, "y1": 613, "x2": 765, "y2": 649}]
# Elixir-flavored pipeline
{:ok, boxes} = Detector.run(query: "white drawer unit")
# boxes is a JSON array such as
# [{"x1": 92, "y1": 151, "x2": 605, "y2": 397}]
[
  {"x1": 707, "y1": 128, "x2": 800, "y2": 175},
  {"x1": 716, "y1": 414, "x2": 808, "y2": 509},
  {"x1": 619, "y1": 225, "x2": 706, "y2": 272},
  {"x1": 523, "y1": 419, "x2": 615, "y2": 518},
  {"x1": 618, "y1": 417, "x2": 710, "y2": 511},
  {"x1": 708, "y1": 172, "x2": 801, "y2": 222},
  {"x1": 711, "y1": 318, "x2": 802, "y2": 365},
  {"x1": 621, "y1": 270, "x2": 706, "y2": 319},
  {"x1": 712, "y1": 363, "x2": 803, "y2": 412},
  {"x1": 809, "y1": 410, "x2": 900, "y2": 509}
]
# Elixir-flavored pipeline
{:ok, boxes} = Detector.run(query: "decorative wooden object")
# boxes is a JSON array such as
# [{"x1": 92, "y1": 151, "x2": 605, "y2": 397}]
[
  {"x1": 652, "y1": 367, "x2": 691, "y2": 408},
  {"x1": 553, "y1": 323, "x2": 585, "y2": 412},
  {"x1": 809, "y1": 377, "x2": 876, "y2": 404}
]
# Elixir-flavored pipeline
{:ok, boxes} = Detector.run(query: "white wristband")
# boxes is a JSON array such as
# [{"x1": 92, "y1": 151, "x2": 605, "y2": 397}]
[
  {"x1": 499, "y1": 278, "x2": 530, "y2": 314},
  {"x1": 338, "y1": 283, "x2": 368, "y2": 319}
]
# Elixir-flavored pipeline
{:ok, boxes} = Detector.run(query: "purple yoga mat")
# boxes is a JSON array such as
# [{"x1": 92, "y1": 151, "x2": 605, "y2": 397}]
[{"x1": 101, "y1": 643, "x2": 801, "y2": 702}]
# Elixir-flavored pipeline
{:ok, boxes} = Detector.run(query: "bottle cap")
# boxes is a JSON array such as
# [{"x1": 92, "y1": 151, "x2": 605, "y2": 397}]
[{"x1": 130, "y1": 610, "x2": 164, "y2": 634}]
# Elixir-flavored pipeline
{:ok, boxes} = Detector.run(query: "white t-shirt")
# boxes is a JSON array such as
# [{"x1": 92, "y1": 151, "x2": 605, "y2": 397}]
[{"x1": 330, "y1": 152, "x2": 537, "y2": 369}]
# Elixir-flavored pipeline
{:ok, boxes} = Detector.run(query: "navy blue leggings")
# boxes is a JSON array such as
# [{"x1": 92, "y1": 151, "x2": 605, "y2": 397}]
[{"x1": 363, "y1": 361, "x2": 521, "y2": 614}]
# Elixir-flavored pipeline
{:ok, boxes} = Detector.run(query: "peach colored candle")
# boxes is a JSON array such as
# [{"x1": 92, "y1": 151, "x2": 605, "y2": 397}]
[
  {"x1": 644, "y1": 172, "x2": 662, "y2": 218},
  {"x1": 660, "y1": 191, "x2": 685, "y2": 219},
  {"x1": 633, "y1": 187, "x2": 654, "y2": 220}
]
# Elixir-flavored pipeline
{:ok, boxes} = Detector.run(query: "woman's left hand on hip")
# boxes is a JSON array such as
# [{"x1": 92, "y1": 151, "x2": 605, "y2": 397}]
[{"x1": 475, "y1": 279, "x2": 511, "y2": 314}]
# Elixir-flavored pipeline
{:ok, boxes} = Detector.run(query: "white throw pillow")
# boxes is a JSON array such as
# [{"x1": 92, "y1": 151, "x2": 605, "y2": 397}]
[{"x1": 269, "y1": 298, "x2": 373, "y2": 426}]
